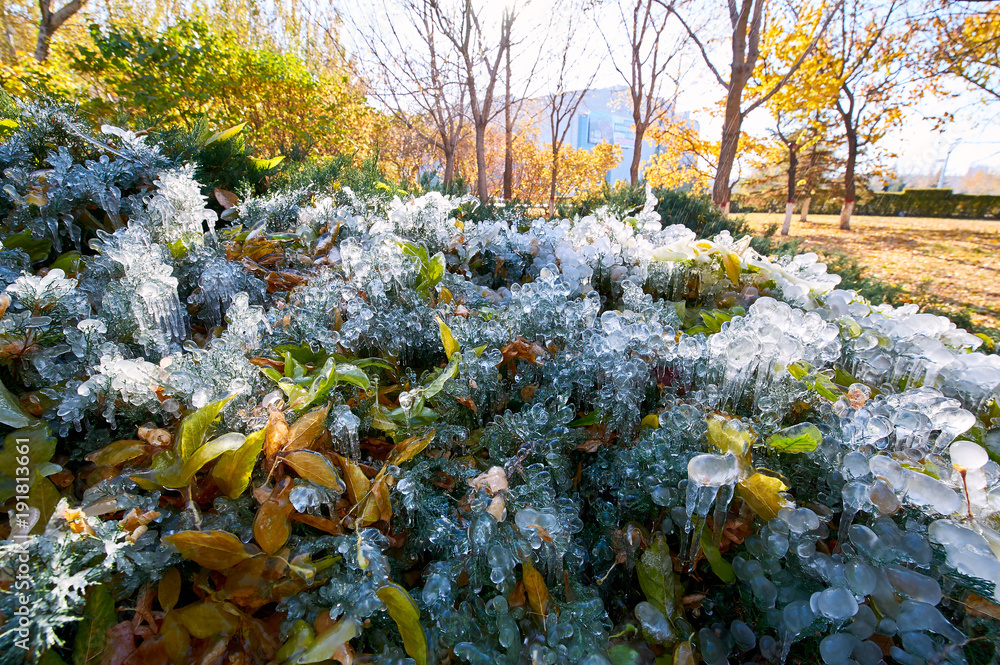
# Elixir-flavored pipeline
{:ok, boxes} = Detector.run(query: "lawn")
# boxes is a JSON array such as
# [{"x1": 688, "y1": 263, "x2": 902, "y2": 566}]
[{"x1": 742, "y1": 212, "x2": 1000, "y2": 336}]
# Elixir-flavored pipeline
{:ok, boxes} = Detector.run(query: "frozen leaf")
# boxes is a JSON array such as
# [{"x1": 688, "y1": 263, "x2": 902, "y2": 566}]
[
  {"x1": 722, "y1": 251, "x2": 741, "y2": 286},
  {"x1": 158, "y1": 568, "x2": 181, "y2": 612},
  {"x1": 0, "y1": 422, "x2": 55, "y2": 500},
  {"x1": 163, "y1": 530, "x2": 257, "y2": 570},
  {"x1": 376, "y1": 582, "x2": 428, "y2": 665},
  {"x1": 522, "y1": 558, "x2": 550, "y2": 619},
  {"x1": 177, "y1": 394, "x2": 235, "y2": 459},
  {"x1": 275, "y1": 620, "x2": 314, "y2": 664},
  {"x1": 213, "y1": 428, "x2": 265, "y2": 499},
  {"x1": 30, "y1": 474, "x2": 61, "y2": 534},
  {"x1": 0, "y1": 376, "x2": 37, "y2": 428},
  {"x1": 72, "y1": 583, "x2": 117, "y2": 665},
  {"x1": 437, "y1": 315, "x2": 459, "y2": 359},
  {"x1": 297, "y1": 616, "x2": 358, "y2": 664},
  {"x1": 637, "y1": 534, "x2": 679, "y2": 619},
  {"x1": 281, "y1": 450, "x2": 344, "y2": 490},
  {"x1": 737, "y1": 472, "x2": 790, "y2": 521},
  {"x1": 698, "y1": 531, "x2": 736, "y2": 583},
  {"x1": 766, "y1": 423, "x2": 822, "y2": 453},
  {"x1": 285, "y1": 404, "x2": 330, "y2": 453},
  {"x1": 392, "y1": 429, "x2": 435, "y2": 466}
]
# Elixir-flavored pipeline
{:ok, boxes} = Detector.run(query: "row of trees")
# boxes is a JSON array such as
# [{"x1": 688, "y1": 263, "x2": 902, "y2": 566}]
[{"x1": 3, "y1": 0, "x2": 1000, "y2": 225}]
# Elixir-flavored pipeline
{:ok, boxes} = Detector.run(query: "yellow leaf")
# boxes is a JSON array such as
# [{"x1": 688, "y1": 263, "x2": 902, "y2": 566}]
[
  {"x1": 377, "y1": 582, "x2": 428, "y2": 665},
  {"x1": 281, "y1": 449, "x2": 344, "y2": 489},
  {"x1": 737, "y1": 472, "x2": 791, "y2": 521},
  {"x1": 158, "y1": 567, "x2": 181, "y2": 612},
  {"x1": 722, "y1": 251, "x2": 742, "y2": 286},
  {"x1": 522, "y1": 558, "x2": 550, "y2": 620},
  {"x1": 437, "y1": 315, "x2": 460, "y2": 359},
  {"x1": 212, "y1": 429, "x2": 265, "y2": 499},
  {"x1": 85, "y1": 439, "x2": 147, "y2": 467},
  {"x1": 641, "y1": 414, "x2": 660, "y2": 429},
  {"x1": 391, "y1": 429, "x2": 435, "y2": 466},
  {"x1": 285, "y1": 404, "x2": 330, "y2": 453},
  {"x1": 177, "y1": 600, "x2": 241, "y2": 639},
  {"x1": 298, "y1": 617, "x2": 358, "y2": 664},
  {"x1": 163, "y1": 530, "x2": 257, "y2": 570}
]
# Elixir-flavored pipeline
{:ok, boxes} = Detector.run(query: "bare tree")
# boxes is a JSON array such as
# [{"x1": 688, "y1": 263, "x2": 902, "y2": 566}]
[
  {"x1": 543, "y1": 10, "x2": 597, "y2": 215},
  {"x1": 348, "y1": 0, "x2": 469, "y2": 186},
  {"x1": 665, "y1": 0, "x2": 840, "y2": 211},
  {"x1": 428, "y1": 0, "x2": 514, "y2": 201},
  {"x1": 599, "y1": 0, "x2": 683, "y2": 185},
  {"x1": 34, "y1": 0, "x2": 85, "y2": 61}
]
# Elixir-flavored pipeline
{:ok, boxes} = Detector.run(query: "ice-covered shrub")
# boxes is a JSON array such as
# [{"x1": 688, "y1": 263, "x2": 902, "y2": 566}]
[{"x1": 0, "y1": 106, "x2": 998, "y2": 665}]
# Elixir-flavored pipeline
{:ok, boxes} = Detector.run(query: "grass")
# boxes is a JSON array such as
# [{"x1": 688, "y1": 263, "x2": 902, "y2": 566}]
[{"x1": 742, "y1": 212, "x2": 1000, "y2": 348}]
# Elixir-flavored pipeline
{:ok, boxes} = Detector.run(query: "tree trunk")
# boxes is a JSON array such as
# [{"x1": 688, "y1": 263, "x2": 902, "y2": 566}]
[
  {"x1": 443, "y1": 147, "x2": 456, "y2": 188},
  {"x1": 502, "y1": 46, "x2": 513, "y2": 201},
  {"x1": 713, "y1": 100, "x2": 744, "y2": 209},
  {"x1": 841, "y1": 129, "x2": 857, "y2": 230},
  {"x1": 629, "y1": 121, "x2": 646, "y2": 185},
  {"x1": 548, "y1": 146, "x2": 559, "y2": 217},
  {"x1": 475, "y1": 123, "x2": 488, "y2": 201},
  {"x1": 34, "y1": 0, "x2": 85, "y2": 62},
  {"x1": 781, "y1": 145, "x2": 797, "y2": 236},
  {"x1": 34, "y1": 22, "x2": 52, "y2": 61},
  {"x1": 799, "y1": 196, "x2": 811, "y2": 222}
]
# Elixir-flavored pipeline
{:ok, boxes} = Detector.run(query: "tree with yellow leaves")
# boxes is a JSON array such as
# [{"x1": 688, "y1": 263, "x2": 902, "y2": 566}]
[
  {"x1": 643, "y1": 116, "x2": 717, "y2": 193},
  {"x1": 664, "y1": 0, "x2": 842, "y2": 210},
  {"x1": 927, "y1": 2, "x2": 1000, "y2": 103}
]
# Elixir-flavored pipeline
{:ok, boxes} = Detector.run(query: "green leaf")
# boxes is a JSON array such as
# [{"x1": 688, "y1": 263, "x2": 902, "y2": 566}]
[
  {"x1": 159, "y1": 432, "x2": 246, "y2": 488},
  {"x1": 177, "y1": 394, "x2": 236, "y2": 459},
  {"x1": 212, "y1": 429, "x2": 265, "y2": 499},
  {"x1": 376, "y1": 582, "x2": 428, "y2": 665},
  {"x1": 203, "y1": 122, "x2": 246, "y2": 146},
  {"x1": 568, "y1": 409, "x2": 603, "y2": 427},
  {"x1": 73, "y1": 583, "x2": 117, "y2": 665},
  {"x1": 0, "y1": 422, "x2": 56, "y2": 502},
  {"x1": 334, "y1": 363, "x2": 370, "y2": 391},
  {"x1": 637, "y1": 534, "x2": 679, "y2": 619},
  {"x1": 422, "y1": 355, "x2": 459, "y2": 401},
  {"x1": 29, "y1": 473, "x2": 61, "y2": 534},
  {"x1": 39, "y1": 650, "x2": 69, "y2": 665},
  {"x1": 2, "y1": 230, "x2": 51, "y2": 261},
  {"x1": 766, "y1": 423, "x2": 823, "y2": 454},
  {"x1": 0, "y1": 376, "x2": 37, "y2": 429},
  {"x1": 250, "y1": 155, "x2": 285, "y2": 170},
  {"x1": 698, "y1": 529, "x2": 735, "y2": 583},
  {"x1": 437, "y1": 316, "x2": 460, "y2": 359},
  {"x1": 50, "y1": 251, "x2": 82, "y2": 276}
]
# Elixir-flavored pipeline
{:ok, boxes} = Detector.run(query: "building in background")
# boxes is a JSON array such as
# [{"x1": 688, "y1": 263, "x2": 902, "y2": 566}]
[{"x1": 535, "y1": 87, "x2": 693, "y2": 185}]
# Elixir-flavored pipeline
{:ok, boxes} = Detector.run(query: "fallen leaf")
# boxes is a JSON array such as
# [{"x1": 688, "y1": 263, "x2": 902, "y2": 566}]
[
  {"x1": 736, "y1": 472, "x2": 791, "y2": 521},
  {"x1": 377, "y1": 582, "x2": 428, "y2": 665},
  {"x1": 163, "y1": 530, "x2": 256, "y2": 570},
  {"x1": 522, "y1": 558, "x2": 550, "y2": 620}
]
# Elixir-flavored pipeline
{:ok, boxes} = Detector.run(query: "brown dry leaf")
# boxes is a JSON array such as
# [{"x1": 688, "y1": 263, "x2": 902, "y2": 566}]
[
  {"x1": 468, "y1": 466, "x2": 508, "y2": 494},
  {"x1": 508, "y1": 580, "x2": 526, "y2": 609},
  {"x1": 254, "y1": 499, "x2": 292, "y2": 555},
  {"x1": 520, "y1": 385, "x2": 537, "y2": 402},
  {"x1": 285, "y1": 404, "x2": 330, "y2": 452},
  {"x1": 965, "y1": 593, "x2": 1000, "y2": 621},
  {"x1": 264, "y1": 406, "x2": 289, "y2": 459},
  {"x1": 455, "y1": 395, "x2": 478, "y2": 413},
  {"x1": 102, "y1": 621, "x2": 138, "y2": 665},
  {"x1": 214, "y1": 188, "x2": 239, "y2": 209},
  {"x1": 576, "y1": 439, "x2": 604, "y2": 453}
]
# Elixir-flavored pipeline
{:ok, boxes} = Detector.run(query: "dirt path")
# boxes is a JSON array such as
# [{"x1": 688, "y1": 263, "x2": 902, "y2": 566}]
[{"x1": 742, "y1": 212, "x2": 1000, "y2": 331}]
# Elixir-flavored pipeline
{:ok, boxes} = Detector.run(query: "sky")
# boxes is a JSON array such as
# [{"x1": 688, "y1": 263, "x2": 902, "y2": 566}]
[{"x1": 342, "y1": 0, "x2": 1000, "y2": 182}]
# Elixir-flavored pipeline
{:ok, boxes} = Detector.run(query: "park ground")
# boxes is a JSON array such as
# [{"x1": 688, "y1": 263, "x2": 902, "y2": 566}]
[{"x1": 742, "y1": 212, "x2": 1000, "y2": 340}]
